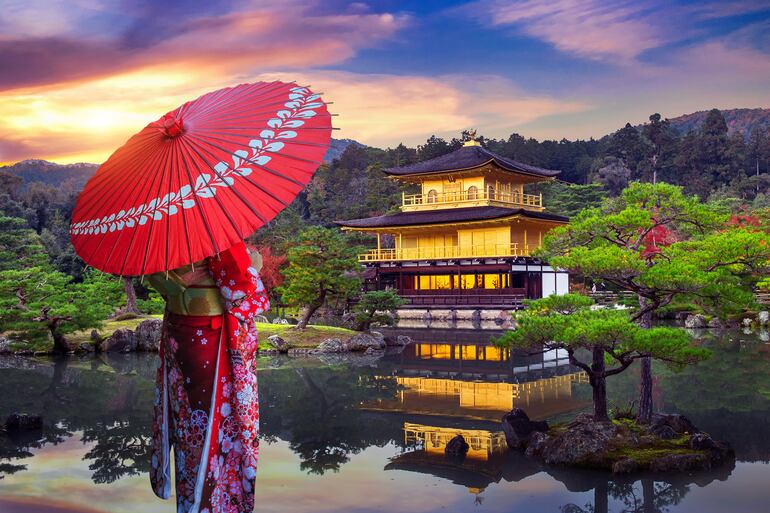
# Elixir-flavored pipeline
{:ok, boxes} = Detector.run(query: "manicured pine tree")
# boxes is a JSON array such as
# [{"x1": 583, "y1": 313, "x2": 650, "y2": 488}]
[
  {"x1": 279, "y1": 226, "x2": 361, "y2": 330},
  {"x1": 539, "y1": 183, "x2": 770, "y2": 423},
  {"x1": 0, "y1": 216, "x2": 123, "y2": 352},
  {"x1": 496, "y1": 294, "x2": 708, "y2": 422}
]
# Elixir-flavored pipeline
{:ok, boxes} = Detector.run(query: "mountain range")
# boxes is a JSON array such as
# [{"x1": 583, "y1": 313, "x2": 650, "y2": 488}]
[{"x1": 3, "y1": 108, "x2": 768, "y2": 188}]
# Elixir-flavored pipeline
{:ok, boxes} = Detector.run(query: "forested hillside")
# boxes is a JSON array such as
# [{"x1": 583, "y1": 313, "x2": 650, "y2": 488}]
[{"x1": 2, "y1": 107, "x2": 768, "y2": 270}]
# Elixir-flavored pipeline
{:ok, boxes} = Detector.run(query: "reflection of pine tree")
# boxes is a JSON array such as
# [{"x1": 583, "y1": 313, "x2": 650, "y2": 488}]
[
  {"x1": 560, "y1": 479, "x2": 689, "y2": 513},
  {"x1": 258, "y1": 366, "x2": 401, "y2": 474},
  {"x1": 0, "y1": 355, "x2": 154, "y2": 483},
  {"x1": 609, "y1": 480, "x2": 688, "y2": 513},
  {"x1": 81, "y1": 420, "x2": 151, "y2": 484}
]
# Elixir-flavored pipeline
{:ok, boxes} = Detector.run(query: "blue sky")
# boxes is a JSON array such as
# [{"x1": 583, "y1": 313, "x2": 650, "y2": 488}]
[{"x1": 1, "y1": 0, "x2": 769, "y2": 163}]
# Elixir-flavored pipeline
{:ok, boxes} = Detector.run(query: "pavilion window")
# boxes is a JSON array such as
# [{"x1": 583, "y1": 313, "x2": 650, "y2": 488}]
[
  {"x1": 466, "y1": 185, "x2": 478, "y2": 200},
  {"x1": 427, "y1": 189, "x2": 438, "y2": 203}
]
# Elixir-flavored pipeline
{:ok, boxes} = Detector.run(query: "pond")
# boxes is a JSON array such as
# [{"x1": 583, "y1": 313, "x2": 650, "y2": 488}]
[{"x1": 0, "y1": 327, "x2": 768, "y2": 513}]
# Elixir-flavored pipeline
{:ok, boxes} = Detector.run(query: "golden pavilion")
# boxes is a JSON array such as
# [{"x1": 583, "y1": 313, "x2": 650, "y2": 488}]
[{"x1": 336, "y1": 135, "x2": 570, "y2": 309}]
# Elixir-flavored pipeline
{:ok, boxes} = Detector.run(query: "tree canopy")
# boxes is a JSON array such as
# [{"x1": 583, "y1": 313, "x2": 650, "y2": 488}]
[
  {"x1": 496, "y1": 294, "x2": 708, "y2": 421},
  {"x1": 279, "y1": 226, "x2": 362, "y2": 329}
]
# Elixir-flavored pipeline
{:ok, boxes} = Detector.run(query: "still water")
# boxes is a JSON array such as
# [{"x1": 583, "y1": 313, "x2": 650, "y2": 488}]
[{"x1": 0, "y1": 328, "x2": 768, "y2": 513}]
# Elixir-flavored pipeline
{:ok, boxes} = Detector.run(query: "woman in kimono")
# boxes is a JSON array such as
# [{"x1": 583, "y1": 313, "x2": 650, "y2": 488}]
[{"x1": 147, "y1": 241, "x2": 269, "y2": 513}]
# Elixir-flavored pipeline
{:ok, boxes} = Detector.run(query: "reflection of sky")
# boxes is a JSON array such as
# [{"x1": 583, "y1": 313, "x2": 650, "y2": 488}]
[{"x1": 2, "y1": 434, "x2": 768, "y2": 513}]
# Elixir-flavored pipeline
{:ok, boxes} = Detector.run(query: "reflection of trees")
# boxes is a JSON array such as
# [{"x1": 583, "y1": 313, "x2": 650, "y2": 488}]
[
  {"x1": 258, "y1": 366, "x2": 401, "y2": 474},
  {"x1": 0, "y1": 355, "x2": 154, "y2": 483},
  {"x1": 560, "y1": 479, "x2": 688, "y2": 513},
  {"x1": 655, "y1": 334, "x2": 770, "y2": 462}
]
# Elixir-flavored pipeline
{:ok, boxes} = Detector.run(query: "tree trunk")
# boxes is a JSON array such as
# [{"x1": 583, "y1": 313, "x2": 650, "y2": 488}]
[
  {"x1": 295, "y1": 304, "x2": 318, "y2": 330},
  {"x1": 642, "y1": 478, "x2": 656, "y2": 513},
  {"x1": 590, "y1": 347, "x2": 609, "y2": 422},
  {"x1": 123, "y1": 277, "x2": 141, "y2": 314},
  {"x1": 50, "y1": 322, "x2": 71, "y2": 354},
  {"x1": 594, "y1": 480, "x2": 609, "y2": 513},
  {"x1": 636, "y1": 295, "x2": 654, "y2": 424}
]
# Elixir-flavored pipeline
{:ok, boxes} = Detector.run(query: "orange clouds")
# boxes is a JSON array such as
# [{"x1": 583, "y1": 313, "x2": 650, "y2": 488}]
[{"x1": 0, "y1": 68, "x2": 587, "y2": 164}]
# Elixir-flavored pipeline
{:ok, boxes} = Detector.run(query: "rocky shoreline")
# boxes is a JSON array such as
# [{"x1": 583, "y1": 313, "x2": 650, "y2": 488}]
[
  {"x1": 499, "y1": 408, "x2": 734, "y2": 475},
  {"x1": 0, "y1": 319, "x2": 411, "y2": 357}
]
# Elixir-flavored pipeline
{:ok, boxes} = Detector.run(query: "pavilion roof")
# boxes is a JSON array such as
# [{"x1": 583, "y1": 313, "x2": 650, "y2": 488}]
[
  {"x1": 335, "y1": 206, "x2": 568, "y2": 229},
  {"x1": 383, "y1": 145, "x2": 560, "y2": 178}
]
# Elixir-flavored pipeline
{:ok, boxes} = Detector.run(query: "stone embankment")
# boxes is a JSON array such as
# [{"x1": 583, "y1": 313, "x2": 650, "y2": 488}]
[{"x1": 263, "y1": 331, "x2": 411, "y2": 356}]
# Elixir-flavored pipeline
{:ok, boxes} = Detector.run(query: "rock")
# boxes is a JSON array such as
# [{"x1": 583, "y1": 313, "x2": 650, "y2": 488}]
[
  {"x1": 267, "y1": 335, "x2": 290, "y2": 353},
  {"x1": 684, "y1": 314, "x2": 707, "y2": 329},
  {"x1": 0, "y1": 337, "x2": 11, "y2": 355},
  {"x1": 742, "y1": 317, "x2": 753, "y2": 327},
  {"x1": 650, "y1": 424, "x2": 677, "y2": 440},
  {"x1": 650, "y1": 453, "x2": 709, "y2": 472},
  {"x1": 101, "y1": 328, "x2": 137, "y2": 353},
  {"x1": 4, "y1": 413, "x2": 43, "y2": 432},
  {"x1": 612, "y1": 458, "x2": 640, "y2": 474},
  {"x1": 689, "y1": 433, "x2": 716, "y2": 450},
  {"x1": 707, "y1": 317, "x2": 723, "y2": 329},
  {"x1": 90, "y1": 329, "x2": 101, "y2": 342},
  {"x1": 758, "y1": 311, "x2": 769, "y2": 326},
  {"x1": 316, "y1": 338, "x2": 348, "y2": 353},
  {"x1": 649, "y1": 413, "x2": 699, "y2": 435},
  {"x1": 524, "y1": 431, "x2": 549, "y2": 458},
  {"x1": 135, "y1": 319, "x2": 162, "y2": 352},
  {"x1": 539, "y1": 414, "x2": 618, "y2": 466},
  {"x1": 346, "y1": 332, "x2": 386, "y2": 351},
  {"x1": 444, "y1": 435, "x2": 469, "y2": 458},
  {"x1": 501, "y1": 408, "x2": 550, "y2": 451},
  {"x1": 272, "y1": 317, "x2": 290, "y2": 324},
  {"x1": 78, "y1": 343, "x2": 95, "y2": 353},
  {"x1": 384, "y1": 335, "x2": 412, "y2": 347}
]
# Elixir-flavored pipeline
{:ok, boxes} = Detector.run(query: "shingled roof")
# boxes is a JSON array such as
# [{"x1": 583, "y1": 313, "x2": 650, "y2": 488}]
[
  {"x1": 335, "y1": 206, "x2": 568, "y2": 229},
  {"x1": 383, "y1": 145, "x2": 560, "y2": 178}
]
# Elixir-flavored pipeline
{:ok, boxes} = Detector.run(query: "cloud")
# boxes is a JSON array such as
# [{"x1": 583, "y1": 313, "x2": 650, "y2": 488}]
[
  {"x1": 0, "y1": 66, "x2": 588, "y2": 164},
  {"x1": 464, "y1": 0, "x2": 770, "y2": 63},
  {"x1": 250, "y1": 71, "x2": 589, "y2": 147},
  {"x1": 0, "y1": 1, "x2": 409, "y2": 92}
]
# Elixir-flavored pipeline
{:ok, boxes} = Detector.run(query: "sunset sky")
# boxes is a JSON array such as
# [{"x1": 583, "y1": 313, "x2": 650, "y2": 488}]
[{"x1": 2, "y1": 0, "x2": 770, "y2": 164}]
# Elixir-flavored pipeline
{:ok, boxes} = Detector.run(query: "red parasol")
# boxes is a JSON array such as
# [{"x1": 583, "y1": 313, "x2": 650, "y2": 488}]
[{"x1": 70, "y1": 81, "x2": 332, "y2": 276}]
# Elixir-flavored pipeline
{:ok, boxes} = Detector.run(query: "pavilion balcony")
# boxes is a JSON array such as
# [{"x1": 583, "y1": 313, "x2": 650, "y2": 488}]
[
  {"x1": 358, "y1": 243, "x2": 536, "y2": 262},
  {"x1": 401, "y1": 189, "x2": 543, "y2": 211}
]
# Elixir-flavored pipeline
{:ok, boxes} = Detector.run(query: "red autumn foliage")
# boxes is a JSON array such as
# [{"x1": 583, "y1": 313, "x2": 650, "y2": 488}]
[
  {"x1": 728, "y1": 211, "x2": 761, "y2": 228},
  {"x1": 640, "y1": 223, "x2": 678, "y2": 259},
  {"x1": 247, "y1": 244, "x2": 287, "y2": 294}
]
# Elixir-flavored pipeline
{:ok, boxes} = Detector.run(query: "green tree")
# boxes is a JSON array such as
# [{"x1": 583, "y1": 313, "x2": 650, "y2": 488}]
[
  {"x1": 353, "y1": 290, "x2": 405, "y2": 331},
  {"x1": 540, "y1": 182, "x2": 770, "y2": 422},
  {"x1": 496, "y1": 294, "x2": 708, "y2": 422},
  {"x1": 533, "y1": 182, "x2": 606, "y2": 217},
  {"x1": 279, "y1": 226, "x2": 361, "y2": 329},
  {"x1": 0, "y1": 265, "x2": 123, "y2": 352}
]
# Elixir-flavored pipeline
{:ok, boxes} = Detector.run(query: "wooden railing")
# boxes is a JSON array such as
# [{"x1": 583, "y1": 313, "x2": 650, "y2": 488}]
[
  {"x1": 359, "y1": 243, "x2": 535, "y2": 262},
  {"x1": 402, "y1": 188, "x2": 543, "y2": 209}
]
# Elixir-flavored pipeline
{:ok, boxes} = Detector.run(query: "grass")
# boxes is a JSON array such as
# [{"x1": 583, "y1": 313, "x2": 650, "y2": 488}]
[
  {"x1": 6, "y1": 314, "x2": 356, "y2": 353},
  {"x1": 67, "y1": 314, "x2": 164, "y2": 346},
  {"x1": 253, "y1": 322, "x2": 356, "y2": 350}
]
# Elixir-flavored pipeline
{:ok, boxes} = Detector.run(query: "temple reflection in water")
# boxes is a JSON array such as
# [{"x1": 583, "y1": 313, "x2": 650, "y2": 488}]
[
  {"x1": 371, "y1": 328, "x2": 590, "y2": 421},
  {"x1": 372, "y1": 328, "x2": 590, "y2": 496}
]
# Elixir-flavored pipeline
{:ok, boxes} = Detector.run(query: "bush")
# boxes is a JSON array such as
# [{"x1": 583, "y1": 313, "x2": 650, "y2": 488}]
[{"x1": 353, "y1": 290, "x2": 405, "y2": 331}]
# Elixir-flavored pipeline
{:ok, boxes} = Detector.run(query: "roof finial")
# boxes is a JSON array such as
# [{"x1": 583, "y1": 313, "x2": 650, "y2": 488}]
[{"x1": 462, "y1": 129, "x2": 480, "y2": 147}]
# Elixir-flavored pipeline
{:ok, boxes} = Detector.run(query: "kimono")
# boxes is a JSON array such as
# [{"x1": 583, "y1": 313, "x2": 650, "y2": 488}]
[{"x1": 148, "y1": 242, "x2": 269, "y2": 513}]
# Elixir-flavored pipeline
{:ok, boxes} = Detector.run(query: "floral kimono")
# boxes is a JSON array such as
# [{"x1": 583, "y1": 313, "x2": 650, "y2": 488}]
[{"x1": 148, "y1": 242, "x2": 269, "y2": 513}]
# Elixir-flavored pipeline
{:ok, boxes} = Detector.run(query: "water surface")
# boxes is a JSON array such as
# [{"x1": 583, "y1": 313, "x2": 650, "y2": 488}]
[{"x1": 0, "y1": 328, "x2": 768, "y2": 513}]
